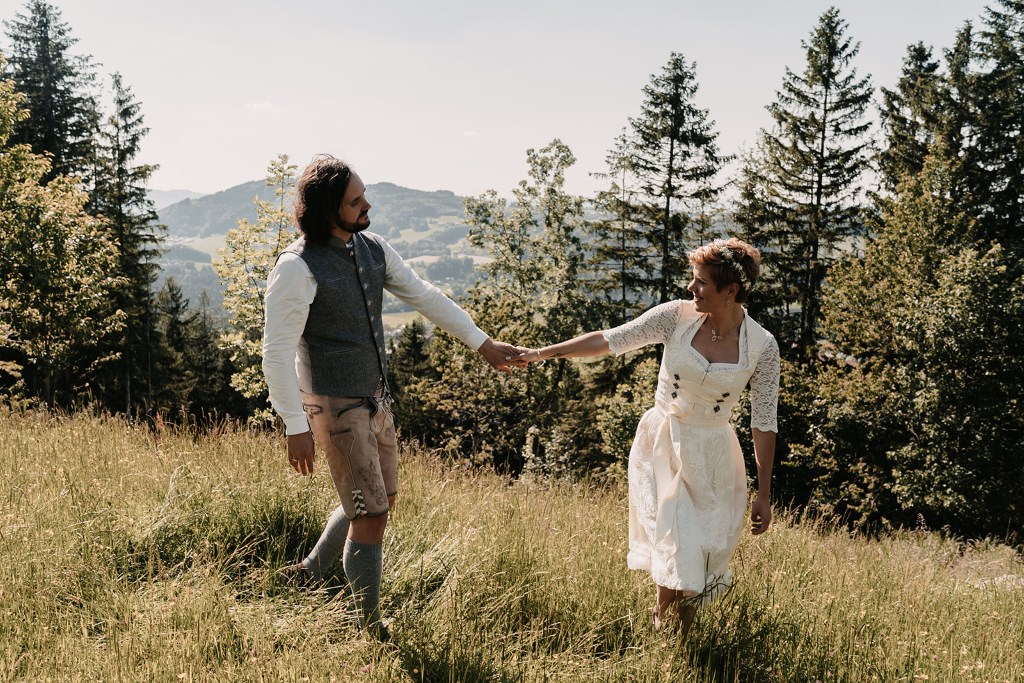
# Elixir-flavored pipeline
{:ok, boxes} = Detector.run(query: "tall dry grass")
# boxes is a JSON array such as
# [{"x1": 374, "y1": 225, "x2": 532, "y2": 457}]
[{"x1": 0, "y1": 409, "x2": 1021, "y2": 682}]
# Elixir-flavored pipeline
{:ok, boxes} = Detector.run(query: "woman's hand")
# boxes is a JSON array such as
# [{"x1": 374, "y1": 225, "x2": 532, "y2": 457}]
[
  {"x1": 750, "y1": 494, "x2": 772, "y2": 535},
  {"x1": 512, "y1": 348, "x2": 545, "y2": 364}
]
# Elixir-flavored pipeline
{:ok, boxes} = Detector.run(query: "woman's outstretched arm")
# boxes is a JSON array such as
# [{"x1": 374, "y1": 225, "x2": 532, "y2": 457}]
[{"x1": 516, "y1": 331, "x2": 611, "y2": 363}]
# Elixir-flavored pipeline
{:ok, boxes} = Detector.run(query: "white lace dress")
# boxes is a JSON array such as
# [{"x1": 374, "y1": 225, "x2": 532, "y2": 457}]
[{"x1": 604, "y1": 299, "x2": 780, "y2": 598}]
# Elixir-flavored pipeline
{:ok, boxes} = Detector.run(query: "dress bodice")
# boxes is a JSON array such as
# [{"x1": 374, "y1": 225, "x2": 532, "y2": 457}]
[{"x1": 604, "y1": 300, "x2": 780, "y2": 432}]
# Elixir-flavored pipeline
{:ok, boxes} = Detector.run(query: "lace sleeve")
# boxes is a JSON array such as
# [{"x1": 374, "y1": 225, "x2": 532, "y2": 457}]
[
  {"x1": 749, "y1": 334, "x2": 780, "y2": 433},
  {"x1": 603, "y1": 301, "x2": 686, "y2": 355}
]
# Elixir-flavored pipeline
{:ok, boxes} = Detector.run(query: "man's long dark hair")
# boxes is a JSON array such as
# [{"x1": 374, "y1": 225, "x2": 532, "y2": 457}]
[{"x1": 293, "y1": 155, "x2": 353, "y2": 243}]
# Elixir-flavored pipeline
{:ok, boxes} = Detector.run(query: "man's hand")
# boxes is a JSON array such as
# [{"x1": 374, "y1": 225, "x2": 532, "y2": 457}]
[
  {"x1": 750, "y1": 494, "x2": 772, "y2": 535},
  {"x1": 477, "y1": 338, "x2": 528, "y2": 373},
  {"x1": 287, "y1": 431, "x2": 315, "y2": 476}
]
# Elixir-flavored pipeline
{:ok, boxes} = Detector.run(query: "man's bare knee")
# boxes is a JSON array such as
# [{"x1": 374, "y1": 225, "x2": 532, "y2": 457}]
[{"x1": 349, "y1": 510, "x2": 388, "y2": 544}]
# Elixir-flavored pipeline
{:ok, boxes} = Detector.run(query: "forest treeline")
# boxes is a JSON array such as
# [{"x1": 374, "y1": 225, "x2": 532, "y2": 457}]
[{"x1": 1, "y1": 1, "x2": 1021, "y2": 539}]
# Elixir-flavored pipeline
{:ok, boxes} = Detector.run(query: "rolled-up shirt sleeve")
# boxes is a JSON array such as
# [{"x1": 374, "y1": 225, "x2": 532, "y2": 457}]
[
  {"x1": 380, "y1": 239, "x2": 488, "y2": 350},
  {"x1": 262, "y1": 253, "x2": 316, "y2": 435}
]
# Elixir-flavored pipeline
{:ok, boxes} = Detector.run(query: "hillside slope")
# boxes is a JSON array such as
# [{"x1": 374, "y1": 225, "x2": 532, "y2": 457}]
[{"x1": 1, "y1": 410, "x2": 1021, "y2": 682}]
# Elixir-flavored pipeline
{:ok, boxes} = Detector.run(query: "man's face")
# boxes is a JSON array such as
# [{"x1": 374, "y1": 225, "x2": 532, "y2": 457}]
[{"x1": 335, "y1": 172, "x2": 372, "y2": 234}]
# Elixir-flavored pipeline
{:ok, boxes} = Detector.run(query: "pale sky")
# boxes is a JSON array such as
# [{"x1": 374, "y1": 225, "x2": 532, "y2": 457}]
[{"x1": 0, "y1": 0, "x2": 992, "y2": 198}]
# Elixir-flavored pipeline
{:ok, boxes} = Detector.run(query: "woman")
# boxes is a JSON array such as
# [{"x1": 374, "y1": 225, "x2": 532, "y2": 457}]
[{"x1": 516, "y1": 238, "x2": 780, "y2": 633}]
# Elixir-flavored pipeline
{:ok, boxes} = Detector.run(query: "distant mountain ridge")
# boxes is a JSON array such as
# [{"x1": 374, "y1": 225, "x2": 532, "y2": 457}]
[
  {"x1": 154, "y1": 179, "x2": 476, "y2": 316},
  {"x1": 157, "y1": 179, "x2": 469, "y2": 239},
  {"x1": 158, "y1": 180, "x2": 276, "y2": 238},
  {"x1": 148, "y1": 189, "x2": 206, "y2": 211}
]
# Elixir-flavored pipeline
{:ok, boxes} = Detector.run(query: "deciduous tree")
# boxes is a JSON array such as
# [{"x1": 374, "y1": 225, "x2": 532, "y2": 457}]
[
  {"x1": 0, "y1": 54, "x2": 124, "y2": 407},
  {"x1": 212, "y1": 154, "x2": 297, "y2": 416}
]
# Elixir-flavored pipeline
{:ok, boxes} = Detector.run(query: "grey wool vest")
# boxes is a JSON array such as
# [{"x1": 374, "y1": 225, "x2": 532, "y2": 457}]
[{"x1": 281, "y1": 233, "x2": 388, "y2": 397}]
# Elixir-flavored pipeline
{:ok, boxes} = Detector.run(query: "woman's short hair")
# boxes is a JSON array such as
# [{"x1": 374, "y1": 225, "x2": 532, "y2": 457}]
[
  {"x1": 293, "y1": 155, "x2": 353, "y2": 243},
  {"x1": 687, "y1": 237, "x2": 761, "y2": 303}
]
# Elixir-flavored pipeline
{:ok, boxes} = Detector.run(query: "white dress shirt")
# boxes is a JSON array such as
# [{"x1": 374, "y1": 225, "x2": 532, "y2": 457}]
[{"x1": 262, "y1": 234, "x2": 488, "y2": 435}]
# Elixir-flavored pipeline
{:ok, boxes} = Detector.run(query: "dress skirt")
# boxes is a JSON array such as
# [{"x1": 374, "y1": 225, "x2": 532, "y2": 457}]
[{"x1": 626, "y1": 404, "x2": 748, "y2": 598}]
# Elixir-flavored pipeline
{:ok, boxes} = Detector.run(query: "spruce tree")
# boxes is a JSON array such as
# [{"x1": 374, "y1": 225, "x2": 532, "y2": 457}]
[
  {"x1": 734, "y1": 7, "x2": 873, "y2": 357},
  {"x1": 626, "y1": 53, "x2": 726, "y2": 304},
  {"x1": 876, "y1": 32, "x2": 982, "y2": 224},
  {"x1": 387, "y1": 318, "x2": 438, "y2": 440},
  {"x1": 150, "y1": 279, "x2": 194, "y2": 417},
  {"x1": 975, "y1": 0, "x2": 1024, "y2": 250},
  {"x1": 2, "y1": 0, "x2": 98, "y2": 183},
  {"x1": 90, "y1": 72, "x2": 164, "y2": 413},
  {"x1": 815, "y1": 153, "x2": 1023, "y2": 536},
  {"x1": 878, "y1": 43, "x2": 943, "y2": 194},
  {"x1": 182, "y1": 291, "x2": 243, "y2": 421}
]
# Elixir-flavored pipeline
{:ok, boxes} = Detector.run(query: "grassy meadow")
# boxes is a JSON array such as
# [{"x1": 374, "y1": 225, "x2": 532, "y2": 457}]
[{"x1": 0, "y1": 409, "x2": 1021, "y2": 682}]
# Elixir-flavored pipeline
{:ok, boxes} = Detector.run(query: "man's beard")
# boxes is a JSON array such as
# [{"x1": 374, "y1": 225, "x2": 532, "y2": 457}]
[{"x1": 337, "y1": 216, "x2": 371, "y2": 234}]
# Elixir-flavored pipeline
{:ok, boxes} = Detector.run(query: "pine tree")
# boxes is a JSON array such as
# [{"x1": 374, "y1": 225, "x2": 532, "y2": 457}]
[
  {"x1": 626, "y1": 53, "x2": 726, "y2": 304},
  {"x1": 90, "y1": 72, "x2": 164, "y2": 413},
  {"x1": 734, "y1": 7, "x2": 873, "y2": 357},
  {"x1": 2, "y1": 0, "x2": 99, "y2": 183}
]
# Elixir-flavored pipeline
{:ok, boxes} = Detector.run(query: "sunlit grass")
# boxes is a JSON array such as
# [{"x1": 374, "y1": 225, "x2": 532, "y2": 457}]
[{"x1": 1, "y1": 409, "x2": 1021, "y2": 681}]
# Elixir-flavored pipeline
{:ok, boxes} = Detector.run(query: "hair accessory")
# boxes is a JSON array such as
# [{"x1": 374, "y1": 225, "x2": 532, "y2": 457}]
[{"x1": 713, "y1": 239, "x2": 752, "y2": 291}]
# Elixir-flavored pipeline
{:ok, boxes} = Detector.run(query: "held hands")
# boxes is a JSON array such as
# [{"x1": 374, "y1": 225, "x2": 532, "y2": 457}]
[
  {"x1": 286, "y1": 431, "x2": 315, "y2": 476},
  {"x1": 477, "y1": 338, "x2": 531, "y2": 373},
  {"x1": 512, "y1": 348, "x2": 545, "y2": 364},
  {"x1": 750, "y1": 494, "x2": 772, "y2": 535}
]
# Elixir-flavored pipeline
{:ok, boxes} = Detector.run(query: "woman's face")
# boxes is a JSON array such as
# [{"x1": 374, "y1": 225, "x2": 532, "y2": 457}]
[{"x1": 688, "y1": 263, "x2": 735, "y2": 312}]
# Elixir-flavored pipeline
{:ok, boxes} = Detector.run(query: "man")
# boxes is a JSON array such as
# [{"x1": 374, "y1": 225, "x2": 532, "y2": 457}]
[{"x1": 262, "y1": 155, "x2": 521, "y2": 638}]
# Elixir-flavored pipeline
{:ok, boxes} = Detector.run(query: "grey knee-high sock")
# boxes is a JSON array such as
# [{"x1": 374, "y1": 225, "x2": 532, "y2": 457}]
[
  {"x1": 342, "y1": 538, "x2": 383, "y2": 628},
  {"x1": 302, "y1": 505, "x2": 350, "y2": 581}
]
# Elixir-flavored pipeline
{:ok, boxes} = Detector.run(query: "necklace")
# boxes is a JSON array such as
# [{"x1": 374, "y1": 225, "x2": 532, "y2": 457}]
[{"x1": 708, "y1": 316, "x2": 742, "y2": 342}]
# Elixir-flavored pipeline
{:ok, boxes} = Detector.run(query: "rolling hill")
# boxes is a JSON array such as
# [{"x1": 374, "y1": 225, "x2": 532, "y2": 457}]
[{"x1": 153, "y1": 179, "x2": 478, "y2": 318}]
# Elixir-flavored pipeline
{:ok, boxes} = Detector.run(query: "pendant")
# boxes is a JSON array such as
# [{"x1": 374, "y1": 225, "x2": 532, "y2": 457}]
[{"x1": 711, "y1": 328, "x2": 722, "y2": 342}]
